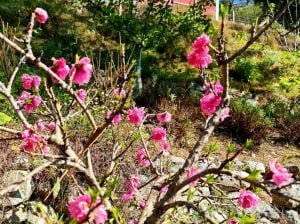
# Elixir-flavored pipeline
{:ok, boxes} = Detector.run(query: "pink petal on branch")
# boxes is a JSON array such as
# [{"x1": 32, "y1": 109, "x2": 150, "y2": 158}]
[
  {"x1": 127, "y1": 107, "x2": 145, "y2": 125},
  {"x1": 156, "y1": 112, "x2": 171, "y2": 123},
  {"x1": 21, "y1": 74, "x2": 33, "y2": 89},
  {"x1": 32, "y1": 75, "x2": 41, "y2": 88},
  {"x1": 200, "y1": 93, "x2": 221, "y2": 116},
  {"x1": 34, "y1": 8, "x2": 48, "y2": 24},
  {"x1": 150, "y1": 127, "x2": 167, "y2": 142},
  {"x1": 50, "y1": 57, "x2": 70, "y2": 82},
  {"x1": 68, "y1": 194, "x2": 91, "y2": 223},
  {"x1": 91, "y1": 205, "x2": 108, "y2": 224},
  {"x1": 269, "y1": 159, "x2": 293, "y2": 188},
  {"x1": 238, "y1": 190, "x2": 259, "y2": 209},
  {"x1": 71, "y1": 57, "x2": 93, "y2": 85},
  {"x1": 186, "y1": 166, "x2": 200, "y2": 187}
]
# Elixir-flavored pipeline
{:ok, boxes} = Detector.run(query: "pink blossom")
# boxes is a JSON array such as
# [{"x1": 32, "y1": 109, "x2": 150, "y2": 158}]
[
  {"x1": 136, "y1": 148, "x2": 150, "y2": 167},
  {"x1": 21, "y1": 129, "x2": 31, "y2": 139},
  {"x1": 24, "y1": 95, "x2": 41, "y2": 114},
  {"x1": 192, "y1": 34, "x2": 211, "y2": 53},
  {"x1": 269, "y1": 159, "x2": 293, "y2": 188},
  {"x1": 34, "y1": 8, "x2": 48, "y2": 24},
  {"x1": 162, "y1": 141, "x2": 170, "y2": 151},
  {"x1": 187, "y1": 50, "x2": 212, "y2": 69},
  {"x1": 50, "y1": 57, "x2": 70, "y2": 82},
  {"x1": 156, "y1": 112, "x2": 171, "y2": 123},
  {"x1": 113, "y1": 88, "x2": 126, "y2": 99},
  {"x1": 76, "y1": 89, "x2": 86, "y2": 103},
  {"x1": 160, "y1": 185, "x2": 168, "y2": 193},
  {"x1": 106, "y1": 111, "x2": 122, "y2": 125},
  {"x1": 128, "y1": 220, "x2": 138, "y2": 224},
  {"x1": 125, "y1": 175, "x2": 140, "y2": 189},
  {"x1": 37, "y1": 120, "x2": 46, "y2": 131},
  {"x1": 151, "y1": 127, "x2": 167, "y2": 142},
  {"x1": 18, "y1": 91, "x2": 41, "y2": 114},
  {"x1": 205, "y1": 81, "x2": 223, "y2": 95},
  {"x1": 122, "y1": 188, "x2": 138, "y2": 201},
  {"x1": 200, "y1": 93, "x2": 221, "y2": 116},
  {"x1": 112, "y1": 114, "x2": 122, "y2": 125},
  {"x1": 123, "y1": 175, "x2": 140, "y2": 201},
  {"x1": 32, "y1": 75, "x2": 41, "y2": 88},
  {"x1": 22, "y1": 74, "x2": 33, "y2": 89},
  {"x1": 68, "y1": 194, "x2": 91, "y2": 223},
  {"x1": 228, "y1": 218, "x2": 238, "y2": 224},
  {"x1": 186, "y1": 166, "x2": 200, "y2": 187},
  {"x1": 71, "y1": 57, "x2": 92, "y2": 85},
  {"x1": 238, "y1": 190, "x2": 259, "y2": 209},
  {"x1": 221, "y1": 107, "x2": 230, "y2": 121},
  {"x1": 47, "y1": 122, "x2": 56, "y2": 131},
  {"x1": 139, "y1": 199, "x2": 146, "y2": 208},
  {"x1": 22, "y1": 132, "x2": 48, "y2": 153},
  {"x1": 91, "y1": 205, "x2": 108, "y2": 224},
  {"x1": 127, "y1": 107, "x2": 145, "y2": 125}
]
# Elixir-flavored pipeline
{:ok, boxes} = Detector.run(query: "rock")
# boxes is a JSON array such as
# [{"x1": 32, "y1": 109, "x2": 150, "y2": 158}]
[
  {"x1": 5, "y1": 201, "x2": 53, "y2": 224},
  {"x1": 250, "y1": 200, "x2": 281, "y2": 223},
  {"x1": 13, "y1": 156, "x2": 29, "y2": 169},
  {"x1": 169, "y1": 155, "x2": 185, "y2": 166},
  {"x1": 4, "y1": 204, "x2": 27, "y2": 223},
  {"x1": 168, "y1": 156, "x2": 185, "y2": 173},
  {"x1": 286, "y1": 210, "x2": 300, "y2": 224},
  {"x1": 272, "y1": 184, "x2": 300, "y2": 209},
  {"x1": 244, "y1": 161, "x2": 266, "y2": 173},
  {"x1": 0, "y1": 170, "x2": 33, "y2": 207},
  {"x1": 217, "y1": 175, "x2": 240, "y2": 192}
]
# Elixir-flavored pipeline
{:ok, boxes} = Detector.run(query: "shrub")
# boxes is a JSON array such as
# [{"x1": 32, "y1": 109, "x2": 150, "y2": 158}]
[
  {"x1": 222, "y1": 98, "x2": 270, "y2": 144},
  {"x1": 264, "y1": 100, "x2": 300, "y2": 145},
  {"x1": 232, "y1": 58, "x2": 260, "y2": 83}
]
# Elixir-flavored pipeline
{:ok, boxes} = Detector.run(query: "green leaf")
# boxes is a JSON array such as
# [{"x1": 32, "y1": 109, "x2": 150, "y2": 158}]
[
  {"x1": 205, "y1": 174, "x2": 217, "y2": 183},
  {"x1": 208, "y1": 142, "x2": 219, "y2": 153},
  {"x1": 244, "y1": 139, "x2": 254, "y2": 149},
  {"x1": 53, "y1": 179, "x2": 61, "y2": 199},
  {"x1": 187, "y1": 188, "x2": 195, "y2": 201},
  {"x1": 227, "y1": 143, "x2": 235, "y2": 153},
  {"x1": 220, "y1": 3, "x2": 229, "y2": 17},
  {"x1": 246, "y1": 169, "x2": 262, "y2": 181},
  {"x1": 0, "y1": 112, "x2": 12, "y2": 125},
  {"x1": 0, "y1": 93, "x2": 5, "y2": 100},
  {"x1": 241, "y1": 213, "x2": 256, "y2": 224}
]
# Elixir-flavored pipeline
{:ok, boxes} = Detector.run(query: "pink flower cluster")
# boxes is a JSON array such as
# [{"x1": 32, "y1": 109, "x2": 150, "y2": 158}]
[
  {"x1": 127, "y1": 107, "x2": 145, "y2": 125},
  {"x1": 21, "y1": 129, "x2": 49, "y2": 153},
  {"x1": 136, "y1": 148, "x2": 150, "y2": 167},
  {"x1": 34, "y1": 8, "x2": 48, "y2": 24},
  {"x1": 50, "y1": 57, "x2": 92, "y2": 86},
  {"x1": 187, "y1": 34, "x2": 212, "y2": 69},
  {"x1": 18, "y1": 91, "x2": 41, "y2": 114},
  {"x1": 50, "y1": 57, "x2": 70, "y2": 82},
  {"x1": 123, "y1": 175, "x2": 140, "y2": 201},
  {"x1": 186, "y1": 166, "x2": 200, "y2": 187},
  {"x1": 76, "y1": 89, "x2": 87, "y2": 103},
  {"x1": 156, "y1": 112, "x2": 171, "y2": 123},
  {"x1": 238, "y1": 190, "x2": 259, "y2": 209},
  {"x1": 36, "y1": 120, "x2": 56, "y2": 132},
  {"x1": 200, "y1": 81, "x2": 228, "y2": 117},
  {"x1": 269, "y1": 159, "x2": 293, "y2": 188},
  {"x1": 113, "y1": 88, "x2": 126, "y2": 99},
  {"x1": 22, "y1": 74, "x2": 41, "y2": 89},
  {"x1": 106, "y1": 111, "x2": 122, "y2": 125},
  {"x1": 151, "y1": 127, "x2": 167, "y2": 142},
  {"x1": 68, "y1": 194, "x2": 108, "y2": 224}
]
